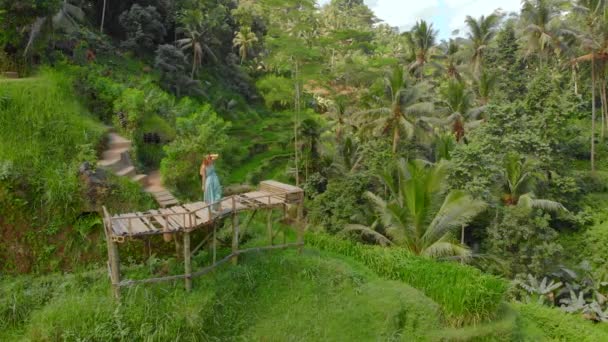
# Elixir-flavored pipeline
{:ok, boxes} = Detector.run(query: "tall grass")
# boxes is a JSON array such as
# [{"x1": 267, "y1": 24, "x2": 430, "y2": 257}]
[
  {"x1": 0, "y1": 68, "x2": 103, "y2": 223},
  {"x1": 306, "y1": 233, "x2": 508, "y2": 326}
]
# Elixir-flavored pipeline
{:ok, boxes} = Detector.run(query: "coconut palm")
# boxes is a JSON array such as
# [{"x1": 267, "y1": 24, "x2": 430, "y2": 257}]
[
  {"x1": 365, "y1": 159, "x2": 487, "y2": 259},
  {"x1": 354, "y1": 66, "x2": 434, "y2": 153},
  {"x1": 439, "y1": 80, "x2": 485, "y2": 142},
  {"x1": 233, "y1": 26, "x2": 258, "y2": 64},
  {"x1": 573, "y1": 0, "x2": 608, "y2": 171},
  {"x1": 501, "y1": 152, "x2": 567, "y2": 211},
  {"x1": 475, "y1": 69, "x2": 498, "y2": 105},
  {"x1": 521, "y1": 0, "x2": 567, "y2": 66},
  {"x1": 440, "y1": 38, "x2": 465, "y2": 80},
  {"x1": 465, "y1": 13, "x2": 501, "y2": 74},
  {"x1": 176, "y1": 9, "x2": 218, "y2": 79},
  {"x1": 404, "y1": 20, "x2": 438, "y2": 78},
  {"x1": 23, "y1": 0, "x2": 85, "y2": 57},
  {"x1": 327, "y1": 94, "x2": 350, "y2": 141}
]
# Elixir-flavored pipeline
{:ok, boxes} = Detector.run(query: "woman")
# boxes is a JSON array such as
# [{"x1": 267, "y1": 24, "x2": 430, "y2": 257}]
[{"x1": 200, "y1": 154, "x2": 222, "y2": 212}]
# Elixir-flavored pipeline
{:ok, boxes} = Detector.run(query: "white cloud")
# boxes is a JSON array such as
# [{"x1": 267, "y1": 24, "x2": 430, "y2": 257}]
[
  {"x1": 317, "y1": 0, "x2": 523, "y2": 38},
  {"x1": 445, "y1": 0, "x2": 522, "y2": 34}
]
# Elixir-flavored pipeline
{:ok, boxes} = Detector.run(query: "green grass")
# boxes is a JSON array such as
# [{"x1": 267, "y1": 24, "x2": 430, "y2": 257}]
[
  {"x1": 0, "y1": 68, "x2": 156, "y2": 274},
  {"x1": 513, "y1": 302, "x2": 608, "y2": 341},
  {"x1": 1, "y1": 249, "x2": 446, "y2": 341},
  {"x1": 306, "y1": 232, "x2": 508, "y2": 326}
]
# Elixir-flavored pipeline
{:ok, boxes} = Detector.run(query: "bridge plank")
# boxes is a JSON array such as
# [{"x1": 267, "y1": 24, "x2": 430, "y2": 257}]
[
  {"x1": 182, "y1": 202, "x2": 212, "y2": 223},
  {"x1": 169, "y1": 205, "x2": 204, "y2": 228},
  {"x1": 241, "y1": 191, "x2": 284, "y2": 206},
  {"x1": 151, "y1": 209, "x2": 181, "y2": 232},
  {"x1": 114, "y1": 214, "x2": 150, "y2": 235}
]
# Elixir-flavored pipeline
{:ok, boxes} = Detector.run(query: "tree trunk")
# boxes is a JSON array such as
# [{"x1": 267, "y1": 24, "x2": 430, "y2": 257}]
[
  {"x1": 392, "y1": 126, "x2": 399, "y2": 154},
  {"x1": 100, "y1": 0, "x2": 107, "y2": 33},
  {"x1": 573, "y1": 64, "x2": 579, "y2": 96},
  {"x1": 592, "y1": 54, "x2": 597, "y2": 172},
  {"x1": 294, "y1": 61, "x2": 301, "y2": 186}
]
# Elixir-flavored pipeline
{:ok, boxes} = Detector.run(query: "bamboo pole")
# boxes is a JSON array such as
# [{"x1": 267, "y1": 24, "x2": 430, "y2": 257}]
[
  {"x1": 231, "y1": 197, "x2": 239, "y2": 265},
  {"x1": 103, "y1": 207, "x2": 121, "y2": 300},
  {"x1": 163, "y1": 213, "x2": 171, "y2": 242},
  {"x1": 184, "y1": 230, "x2": 192, "y2": 291},
  {"x1": 213, "y1": 224, "x2": 217, "y2": 264},
  {"x1": 267, "y1": 197, "x2": 273, "y2": 245},
  {"x1": 296, "y1": 193, "x2": 304, "y2": 254}
]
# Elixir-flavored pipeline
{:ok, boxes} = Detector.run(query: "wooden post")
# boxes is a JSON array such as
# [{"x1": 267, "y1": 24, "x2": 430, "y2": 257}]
[
  {"x1": 267, "y1": 197, "x2": 273, "y2": 246},
  {"x1": 296, "y1": 193, "x2": 304, "y2": 254},
  {"x1": 231, "y1": 197, "x2": 239, "y2": 265},
  {"x1": 183, "y1": 230, "x2": 192, "y2": 291},
  {"x1": 213, "y1": 223, "x2": 217, "y2": 264},
  {"x1": 103, "y1": 207, "x2": 121, "y2": 300},
  {"x1": 163, "y1": 213, "x2": 171, "y2": 242}
]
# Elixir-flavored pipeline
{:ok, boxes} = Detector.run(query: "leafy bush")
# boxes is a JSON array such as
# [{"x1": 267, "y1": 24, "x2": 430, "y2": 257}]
[
  {"x1": 306, "y1": 233, "x2": 508, "y2": 326},
  {"x1": 308, "y1": 173, "x2": 372, "y2": 233},
  {"x1": 154, "y1": 44, "x2": 203, "y2": 97},
  {"x1": 484, "y1": 206, "x2": 563, "y2": 278}
]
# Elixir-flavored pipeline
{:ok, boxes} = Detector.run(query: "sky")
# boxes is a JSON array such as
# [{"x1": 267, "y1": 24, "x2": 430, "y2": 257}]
[{"x1": 318, "y1": 0, "x2": 523, "y2": 40}]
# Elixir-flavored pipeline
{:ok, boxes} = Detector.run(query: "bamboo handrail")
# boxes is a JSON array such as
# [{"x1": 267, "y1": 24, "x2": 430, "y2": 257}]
[{"x1": 110, "y1": 192, "x2": 287, "y2": 222}]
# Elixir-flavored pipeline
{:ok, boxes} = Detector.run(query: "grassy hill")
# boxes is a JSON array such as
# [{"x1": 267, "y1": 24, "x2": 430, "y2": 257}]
[{"x1": 3, "y1": 242, "x2": 606, "y2": 341}]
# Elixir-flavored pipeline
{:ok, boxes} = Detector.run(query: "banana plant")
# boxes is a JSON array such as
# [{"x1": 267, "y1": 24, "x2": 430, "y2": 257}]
[
  {"x1": 518, "y1": 274, "x2": 563, "y2": 304},
  {"x1": 560, "y1": 290, "x2": 587, "y2": 313}
]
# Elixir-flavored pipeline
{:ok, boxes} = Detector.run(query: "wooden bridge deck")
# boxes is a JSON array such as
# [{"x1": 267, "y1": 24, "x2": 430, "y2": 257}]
[
  {"x1": 104, "y1": 180, "x2": 303, "y2": 241},
  {"x1": 102, "y1": 180, "x2": 304, "y2": 299}
]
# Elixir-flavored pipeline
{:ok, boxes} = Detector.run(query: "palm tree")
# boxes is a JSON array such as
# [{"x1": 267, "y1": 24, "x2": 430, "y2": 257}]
[
  {"x1": 573, "y1": 0, "x2": 608, "y2": 171},
  {"x1": 440, "y1": 38, "x2": 464, "y2": 80},
  {"x1": 233, "y1": 27, "x2": 258, "y2": 64},
  {"x1": 501, "y1": 153, "x2": 567, "y2": 211},
  {"x1": 521, "y1": 0, "x2": 566, "y2": 66},
  {"x1": 465, "y1": 13, "x2": 501, "y2": 75},
  {"x1": 404, "y1": 20, "x2": 438, "y2": 78},
  {"x1": 475, "y1": 69, "x2": 498, "y2": 105},
  {"x1": 23, "y1": 0, "x2": 84, "y2": 57},
  {"x1": 327, "y1": 94, "x2": 350, "y2": 141},
  {"x1": 176, "y1": 9, "x2": 217, "y2": 79},
  {"x1": 354, "y1": 67, "x2": 434, "y2": 153},
  {"x1": 365, "y1": 159, "x2": 486, "y2": 259},
  {"x1": 440, "y1": 80, "x2": 485, "y2": 142}
]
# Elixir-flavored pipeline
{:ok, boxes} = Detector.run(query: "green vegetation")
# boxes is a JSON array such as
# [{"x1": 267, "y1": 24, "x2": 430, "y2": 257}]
[
  {"x1": 3, "y1": 0, "x2": 608, "y2": 338},
  {"x1": 307, "y1": 233, "x2": 507, "y2": 326},
  {"x1": 1, "y1": 250, "x2": 446, "y2": 341}
]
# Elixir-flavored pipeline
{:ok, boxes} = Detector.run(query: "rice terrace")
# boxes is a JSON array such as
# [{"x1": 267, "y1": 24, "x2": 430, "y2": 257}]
[{"x1": 2, "y1": 0, "x2": 608, "y2": 340}]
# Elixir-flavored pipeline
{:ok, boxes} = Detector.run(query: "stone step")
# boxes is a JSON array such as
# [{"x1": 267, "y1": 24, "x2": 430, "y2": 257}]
[
  {"x1": 108, "y1": 133, "x2": 132, "y2": 150},
  {"x1": 132, "y1": 174, "x2": 148, "y2": 186},
  {"x1": 102, "y1": 147, "x2": 130, "y2": 161},
  {"x1": 116, "y1": 166, "x2": 136, "y2": 178},
  {"x1": 98, "y1": 157, "x2": 122, "y2": 171}
]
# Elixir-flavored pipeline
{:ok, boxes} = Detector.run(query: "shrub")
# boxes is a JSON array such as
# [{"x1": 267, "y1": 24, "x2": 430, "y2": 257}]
[
  {"x1": 306, "y1": 233, "x2": 508, "y2": 326},
  {"x1": 307, "y1": 173, "x2": 371, "y2": 233},
  {"x1": 154, "y1": 44, "x2": 203, "y2": 97}
]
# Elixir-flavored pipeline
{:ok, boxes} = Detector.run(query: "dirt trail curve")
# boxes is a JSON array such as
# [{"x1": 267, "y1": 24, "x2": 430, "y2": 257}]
[{"x1": 98, "y1": 132, "x2": 179, "y2": 208}]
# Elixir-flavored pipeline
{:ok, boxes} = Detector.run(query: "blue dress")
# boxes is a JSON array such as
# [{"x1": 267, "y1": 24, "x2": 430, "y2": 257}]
[{"x1": 204, "y1": 165, "x2": 222, "y2": 211}]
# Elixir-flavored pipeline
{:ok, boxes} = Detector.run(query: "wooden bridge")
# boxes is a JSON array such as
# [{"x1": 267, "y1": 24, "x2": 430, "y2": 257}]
[{"x1": 102, "y1": 180, "x2": 304, "y2": 299}]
